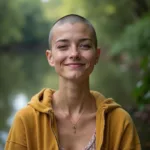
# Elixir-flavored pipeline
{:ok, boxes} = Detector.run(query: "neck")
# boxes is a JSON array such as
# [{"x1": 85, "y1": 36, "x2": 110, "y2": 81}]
[{"x1": 52, "y1": 77, "x2": 95, "y2": 115}]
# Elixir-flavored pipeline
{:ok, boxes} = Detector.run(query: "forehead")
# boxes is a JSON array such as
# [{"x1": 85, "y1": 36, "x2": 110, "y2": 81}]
[{"x1": 51, "y1": 22, "x2": 93, "y2": 42}]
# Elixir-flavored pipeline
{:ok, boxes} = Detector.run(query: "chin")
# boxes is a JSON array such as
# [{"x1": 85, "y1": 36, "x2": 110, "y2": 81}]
[
  {"x1": 58, "y1": 68, "x2": 93, "y2": 81},
  {"x1": 61, "y1": 72, "x2": 90, "y2": 82}
]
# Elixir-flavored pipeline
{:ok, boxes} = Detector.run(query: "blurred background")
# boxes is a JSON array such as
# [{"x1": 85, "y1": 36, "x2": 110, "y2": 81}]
[{"x1": 0, "y1": 0, "x2": 150, "y2": 149}]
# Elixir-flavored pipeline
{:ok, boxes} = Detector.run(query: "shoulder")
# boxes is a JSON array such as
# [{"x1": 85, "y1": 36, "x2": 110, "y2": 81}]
[
  {"x1": 15, "y1": 105, "x2": 34, "y2": 117},
  {"x1": 106, "y1": 107, "x2": 135, "y2": 129},
  {"x1": 13, "y1": 105, "x2": 35, "y2": 125},
  {"x1": 109, "y1": 109, "x2": 141, "y2": 149},
  {"x1": 109, "y1": 107, "x2": 131, "y2": 118},
  {"x1": 110, "y1": 107, "x2": 132, "y2": 120},
  {"x1": 6, "y1": 106, "x2": 35, "y2": 148}
]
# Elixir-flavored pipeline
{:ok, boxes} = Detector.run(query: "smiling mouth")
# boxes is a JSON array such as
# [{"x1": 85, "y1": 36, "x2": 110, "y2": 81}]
[{"x1": 64, "y1": 63, "x2": 85, "y2": 68}]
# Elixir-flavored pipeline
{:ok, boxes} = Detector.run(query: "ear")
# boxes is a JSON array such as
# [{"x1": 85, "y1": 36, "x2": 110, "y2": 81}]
[
  {"x1": 46, "y1": 50, "x2": 55, "y2": 67},
  {"x1": 95, "y1": 48, "x2": 101, "y2": 64}
]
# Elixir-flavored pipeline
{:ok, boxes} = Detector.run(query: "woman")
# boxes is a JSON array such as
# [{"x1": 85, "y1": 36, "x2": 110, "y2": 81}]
[{"x1": 5, "y1": 14, "x2": 141, "y2": 150}]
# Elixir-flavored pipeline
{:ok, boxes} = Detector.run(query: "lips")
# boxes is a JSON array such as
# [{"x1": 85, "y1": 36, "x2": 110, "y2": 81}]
[
  {"x1": 64, "y1": 63, "x2": 85, "y2": 68},
  {"x1": 65, "y1": 63, "x2": 85, "y2": 66}
]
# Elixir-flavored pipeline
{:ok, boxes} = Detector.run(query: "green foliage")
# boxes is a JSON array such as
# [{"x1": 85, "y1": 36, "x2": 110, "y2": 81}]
[
  {"x1": 111, "y1": 16, "x2": 150, "y2": 105},
  {"x1": 20, "y1": 0, "x2": 51, "y2": 43},
  {"x1": 71, "y1": 0, "x2": 135, "y2": 47},
  {"x1": 0, "y1": 0, "x2": 51, "y2": 46},
  {"x1": 112, "y1": 17, "x2": 150, "y2": 57},
  {"x1": 134, "y1": 56, "x2": 150, "y2": 105},
  {"x1": 0, "y1": 0, "x2": 24, "y2": 45}
]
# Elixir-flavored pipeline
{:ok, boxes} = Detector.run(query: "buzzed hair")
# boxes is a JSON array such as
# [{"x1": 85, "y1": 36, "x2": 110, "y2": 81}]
[{"x1": 48, "y1": 14, "x2": 97, "y2": 49}]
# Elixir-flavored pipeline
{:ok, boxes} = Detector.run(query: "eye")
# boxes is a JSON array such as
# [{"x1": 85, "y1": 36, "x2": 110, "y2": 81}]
[
  {"x1": 79, "y1": 44, "x2": 92, "y2": 50},
  {"x1": 57, "y1": 45, "x2": 68, "y2": 50}
]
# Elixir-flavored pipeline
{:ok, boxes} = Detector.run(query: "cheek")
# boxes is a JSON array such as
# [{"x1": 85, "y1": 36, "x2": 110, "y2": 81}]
[
  {"x1": 53, "y1": 53, "x2": 66, "y2": 65},
  {"x1": 84, "y1": 52, "x2": 96, "y2": 65}
]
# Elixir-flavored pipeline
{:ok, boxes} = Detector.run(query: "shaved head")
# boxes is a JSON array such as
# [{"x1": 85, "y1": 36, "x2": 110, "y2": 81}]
[{"x1": 49, "y1": 14, "x2": 97, "y2": 49}]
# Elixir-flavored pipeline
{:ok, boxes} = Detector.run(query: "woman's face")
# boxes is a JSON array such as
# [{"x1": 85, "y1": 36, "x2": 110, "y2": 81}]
[{"x1": 46, "y1": 22, "x2": 100, "y2": 81}]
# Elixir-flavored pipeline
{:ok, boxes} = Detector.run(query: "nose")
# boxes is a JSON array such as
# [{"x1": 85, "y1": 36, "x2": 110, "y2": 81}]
[{"x1": 69, "y1": 46, "x2": 80, "y2": 60}]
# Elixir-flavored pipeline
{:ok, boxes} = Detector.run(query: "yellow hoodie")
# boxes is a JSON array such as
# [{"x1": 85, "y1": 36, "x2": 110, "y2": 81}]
[{"x1": 5, "y1": 89, "x2": 141, "y2": 150}]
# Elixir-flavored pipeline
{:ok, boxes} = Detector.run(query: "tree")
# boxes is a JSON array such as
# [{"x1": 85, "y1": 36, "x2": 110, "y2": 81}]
[{"x1": 0, "y1": 0, "x2": 24, "y2": 46}]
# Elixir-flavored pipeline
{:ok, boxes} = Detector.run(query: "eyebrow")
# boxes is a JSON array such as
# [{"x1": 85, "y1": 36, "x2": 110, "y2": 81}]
[
  {"x1": 79, "y1": 38, "x2": 92, "y2": 42},
  {"x1": 56, "y1": 39, "x2": 69, "y2": 43},
  {"x1": 56, "y1": 38, "x2": 92, "y2": 43}
]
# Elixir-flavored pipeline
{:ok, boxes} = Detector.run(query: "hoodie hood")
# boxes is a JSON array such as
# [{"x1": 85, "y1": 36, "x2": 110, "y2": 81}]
[{"x1": 28, "y1": 88, "x2": 121, "y2": 114}]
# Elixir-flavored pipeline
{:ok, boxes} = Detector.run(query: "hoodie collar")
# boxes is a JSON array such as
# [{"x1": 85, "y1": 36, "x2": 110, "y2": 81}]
[
  {"x1": 28, "y1": 88, "x2": 55, "y2": 114},
  {"x1": 28, "y1": 88, "x2": 121, "y2": 114}
]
